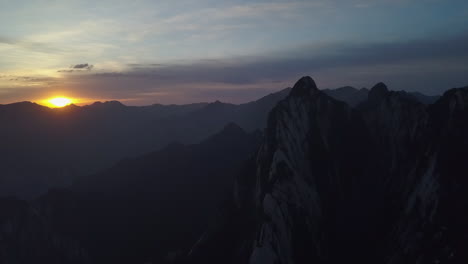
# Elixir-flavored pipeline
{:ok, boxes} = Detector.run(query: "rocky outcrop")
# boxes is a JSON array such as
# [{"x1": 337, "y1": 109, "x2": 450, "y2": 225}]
[
  {"x1": 0, "y1": 197, "x2": 89, "y2": 264},
  {"x1": 188, "y1": 77, "x2": 468, "y2": 264}
]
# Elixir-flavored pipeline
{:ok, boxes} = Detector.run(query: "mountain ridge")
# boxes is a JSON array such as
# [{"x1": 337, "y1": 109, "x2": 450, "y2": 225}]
[
  {"x1": 2, "y1": 77, "x2": 467, "y2": 264},
  {"x1": 0, "y1": 88, "x2": 289, "y2": 199},
  {"x1": 186, "y1": 77, "x2": 468, "y2": 264}
]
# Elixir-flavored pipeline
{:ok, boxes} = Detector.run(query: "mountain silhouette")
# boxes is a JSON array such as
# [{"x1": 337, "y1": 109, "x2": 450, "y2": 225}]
[
  {"x1": 0, "y1": 89, "x2": 287, "y2": 199},
  {"x1": 186, "y1": 77, "x2": 468, "y2": 264},
  {"x1": 323, "y1": 85, "x2": 439, "y2": 107},
  {"x1": 0, "y1": 77, "x2": 460, "y2": 264},
  {"x1": 24, "y1": 123, "x2": 261, "y2": 264}
]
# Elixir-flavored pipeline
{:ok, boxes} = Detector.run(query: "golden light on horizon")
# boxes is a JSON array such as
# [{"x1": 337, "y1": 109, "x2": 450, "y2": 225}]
[{"x1": 47, "y1": 97, "x2": 73, "y2": 108}]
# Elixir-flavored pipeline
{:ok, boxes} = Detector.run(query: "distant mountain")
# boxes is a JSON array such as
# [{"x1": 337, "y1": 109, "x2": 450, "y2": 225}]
[
  {"x1": 323, "y1": 86, "x2": 440, "y2": 106},
  {"x1": 33, "y1": 123, "x2": 261, "y2": 264},
  {"x1": 322, "y1": 86, "x2": 369, "y2": 106},
  {"x1": 155, "y1": 88, "x2": 292, "y2": 144},
  {"x1": 186, "y1": 77, "x2": 468, "y2": 264},
  {"x1": 0, "y1": 89, "x2": 287, "y2": 199},
  {"x1": 73, "y1": 122, "x2": 260, "y2": 195},
  {"x1": 0, "y1": 85, "x2": 438, "y2": 199},
  {"x1": 410, "y1": 91, "x2": 440, "y2": 104}
]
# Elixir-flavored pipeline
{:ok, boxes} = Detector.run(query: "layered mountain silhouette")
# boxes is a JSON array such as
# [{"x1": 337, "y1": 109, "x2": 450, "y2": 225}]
[
  {"x1": 322, "y1": 85, "x2": 440, "y2": 106},
  {"x1": 1, "y1": 76, "x2": 464, "y2": 264},
  {"x1": 0, "y1": 89, "x2": 288, "y2": 199},
  {"x1": 0, "y1": 83, "x2": 438, "y2": 199},
  {"x1": 185, "y1": 77, "x2": 468, "y2": 264},
  {"x1": 0, "y1": 123, "x2": 260, "y2": 264}
]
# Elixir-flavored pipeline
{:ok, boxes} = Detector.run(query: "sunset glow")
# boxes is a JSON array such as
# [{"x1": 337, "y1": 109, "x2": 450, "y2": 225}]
[
  {"x1": 1, "y1": 1, "x2": 468, "y2": 105},
  {"x1": 47, "y1": 97, "x2": 73, "y2": 108}
]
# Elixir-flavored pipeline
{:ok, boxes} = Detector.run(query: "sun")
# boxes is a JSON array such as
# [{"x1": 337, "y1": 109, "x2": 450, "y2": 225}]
[{"x1": 47, "y1": 97, "x2": 73, "y2": 108}]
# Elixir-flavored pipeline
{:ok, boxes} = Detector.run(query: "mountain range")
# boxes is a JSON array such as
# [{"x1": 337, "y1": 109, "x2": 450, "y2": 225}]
[
  {"x1": 186, "y1": 77, "x2": 468, "y2": 264},
  {"x1": 0, "y1": 88, "x2": 288, "y2": 198},
  {"x1": 0, "y1": 85, "x2": 438, "y2": 199},
  {"x1": 1, "y1": 77, "x2": 465, "y2": 264}
]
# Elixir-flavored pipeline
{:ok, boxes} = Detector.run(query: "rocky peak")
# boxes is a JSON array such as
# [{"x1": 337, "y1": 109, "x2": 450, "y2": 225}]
[
  {"x1": 247, "y1": 78, "x2": 468, "y2": 264},
  {"x1": 368, "y1": 82, "x2": 389, "y2": 102},
  {"x1": 183, "y1": 77, "x2": 468, "y2": 264},
  {"x1": 289, "y1": 76, "x2": 319, "y2": 97},
  {"x1": 444, "y1": 86, "x2": 468, "y2": 111}
]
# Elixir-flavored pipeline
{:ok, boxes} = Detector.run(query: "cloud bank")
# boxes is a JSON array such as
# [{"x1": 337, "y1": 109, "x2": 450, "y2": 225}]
[{"x1": 2, "y1": 31, "x2": 468, "y2": 105}]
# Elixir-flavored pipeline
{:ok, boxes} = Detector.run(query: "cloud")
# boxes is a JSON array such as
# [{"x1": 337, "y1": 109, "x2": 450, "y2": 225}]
[
  {"x1": 2, "y1": 31, "x2": 468, "y2": 105},
  {"x1": 83, "y1": 32, "x2": 468, "y2": 87},
  {"x1": 120, "y1": 1, "x2": 328, "y2": 42},
  {"x1": 75, "y1": 31, "x2": 468, "y2": 100},
  {"x1": 72, "y1": 63, "x2": 92, "y2": 69},
  {"x1": 57, "y1": 63, "x2": 94, "y2": 73},
  {"x1": 0, "y1": 35, "x2": 73, "y2": 54},
  {"x1": 0, "y1": 74, "x2": 58, "y2": 84},
  {"x1": 0, "y1": 36, "x2": 16, "y2": 45}
]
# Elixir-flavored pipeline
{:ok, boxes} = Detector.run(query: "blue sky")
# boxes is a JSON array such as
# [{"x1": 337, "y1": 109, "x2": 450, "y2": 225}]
[{"x1": 1, "y1": 0, "x2": 468, "y2": 105}]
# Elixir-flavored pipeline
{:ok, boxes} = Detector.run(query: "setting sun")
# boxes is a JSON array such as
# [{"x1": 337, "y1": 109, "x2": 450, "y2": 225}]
[{"x1": 48, "y1": 97, "x2": 73, "y2": 108}]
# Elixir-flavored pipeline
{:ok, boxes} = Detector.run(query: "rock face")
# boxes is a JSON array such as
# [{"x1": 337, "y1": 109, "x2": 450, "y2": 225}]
[
  {"x1": 188, "y1": 76, "x2": 468, "y2": 264},
  {"x1": 0, "y1": 197, "x2": 89, "y2": 264},
  {"x1": 246, "y1": 77, "x2": 374, "y2": 263}
]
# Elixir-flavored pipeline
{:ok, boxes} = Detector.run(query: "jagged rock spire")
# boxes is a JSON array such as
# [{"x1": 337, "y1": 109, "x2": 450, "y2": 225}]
[
  {"x1": 368, "y1": 82, "x2": 389, "y2": 102},
  {"x1": 290, "y1": 76, "x2": 319, "y2": 97}
]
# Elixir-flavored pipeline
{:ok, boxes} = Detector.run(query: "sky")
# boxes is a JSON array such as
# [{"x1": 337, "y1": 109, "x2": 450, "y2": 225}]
[{"x1": 1, "y1": 0, "x2": 468, "y2": 105}]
